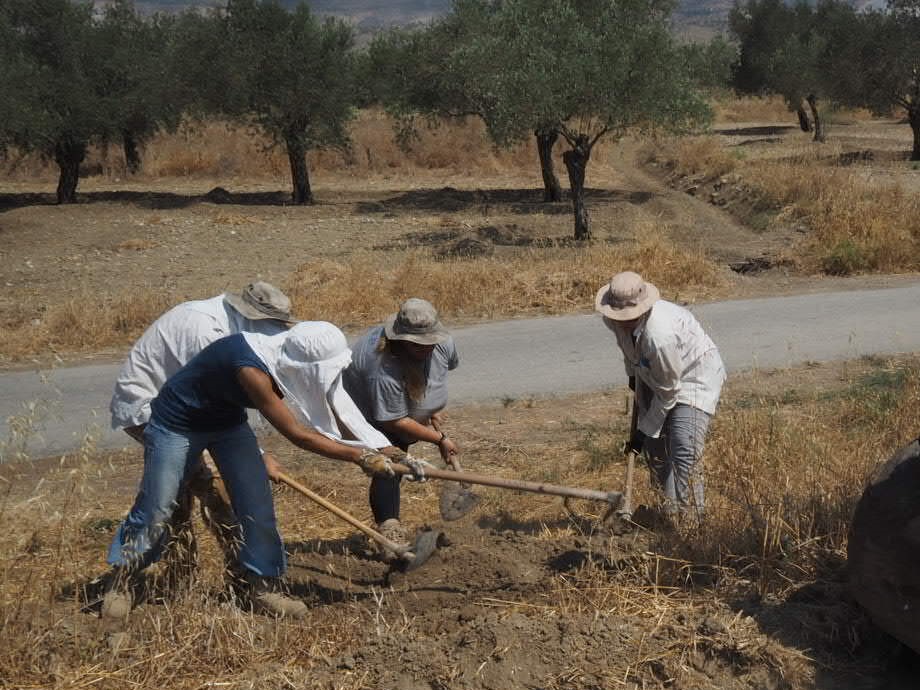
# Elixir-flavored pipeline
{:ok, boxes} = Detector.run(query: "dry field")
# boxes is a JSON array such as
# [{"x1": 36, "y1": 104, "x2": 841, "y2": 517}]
[
  {"x1": 2, "y1": 99, "x2": 919, "y2": 366},
  {"x1": 1, "y1": 96, "x2": 920, "y2": 688},
  {"x1": 1, "y1": 355, "x2": 918, "y2": 689}
]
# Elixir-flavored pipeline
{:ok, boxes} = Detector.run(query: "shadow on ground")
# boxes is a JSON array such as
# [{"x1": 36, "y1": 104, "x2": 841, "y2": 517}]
[
  {"x1": 715, "y1": 125, "x2": 799, "y2": 137},
  {"x1": 0, "y1": 187, "x2": 300, "y2": 212},
  {"x1": 361, "y1": 186, "x2": 653, "y2": 215}
]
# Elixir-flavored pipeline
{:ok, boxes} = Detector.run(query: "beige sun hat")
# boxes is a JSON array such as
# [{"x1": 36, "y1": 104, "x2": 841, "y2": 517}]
[
  {"x1": 594, "y1": 271, "x2": 660, "y2": 321},
  {"x1": 224, "y1": 282, "x2": 295, "y2": 324},
  {"x1": 384, "y1": 298, "x2": 449, "y2": 345}
]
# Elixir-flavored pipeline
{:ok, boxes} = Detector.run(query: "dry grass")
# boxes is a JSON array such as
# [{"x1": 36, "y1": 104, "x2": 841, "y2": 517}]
[
  {"x1": 1, "y1": 355, "x2": 913, "y2": 688},
  {"x1": 662, "y1": 136, "x2": 740, "y2": 179},
  {"x1": 745, "y1": 159, "x2": 920, "y2": 273},
  {"x1": 657, "y1": 136, "x2": 920, "y2": 274},
  {"x1": 710, "y1": 94, "x2": 792, "y2": 124},
  {"x1": 0, "y1": 110, "x2": 540, "y2": 182},
  {"x1": 0, "y1": 292, "x2": 172, "y2": 363},
  {"x1": 285, "y1": 232, "x2": 727, "y2": 328},
  {"x1": 0, "y1": 233, "x2": 725, "y2": 363}
]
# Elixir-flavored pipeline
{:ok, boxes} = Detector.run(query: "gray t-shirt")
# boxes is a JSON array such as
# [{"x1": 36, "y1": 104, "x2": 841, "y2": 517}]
[{"x1": 343, "y1": 326, "x2": 459, "y2": 446}]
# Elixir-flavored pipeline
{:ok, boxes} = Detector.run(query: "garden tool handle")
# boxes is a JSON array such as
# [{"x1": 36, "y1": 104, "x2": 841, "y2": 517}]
[
  {"x1": 275, "y1": 472, "x2": 412, "y2": 557},
  {"x1": 390, "y1": 463, "x2": 623, "y2": 507},
  {"x1": 619, "y1": 391, "x2": 640, "y2": 518}
]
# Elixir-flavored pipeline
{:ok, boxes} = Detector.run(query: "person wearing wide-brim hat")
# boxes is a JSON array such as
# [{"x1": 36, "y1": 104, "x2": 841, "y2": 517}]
[
  {"x1": 108, "y1": 282, "x2": 296, "y2": 599},
  {"x1": 595, "y1": 271, "x2": 725, "y2": 522},
  {"x1": 343, "y1": 298, "x2": 461, "y2": 551}
]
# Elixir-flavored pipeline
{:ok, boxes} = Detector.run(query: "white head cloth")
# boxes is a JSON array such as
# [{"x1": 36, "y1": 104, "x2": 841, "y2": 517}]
[{"x1": 243, "y1": 321, "x2": 390, "y2": 449}]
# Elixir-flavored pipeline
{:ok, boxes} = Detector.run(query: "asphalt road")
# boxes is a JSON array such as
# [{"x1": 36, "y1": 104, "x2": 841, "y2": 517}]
[{"x1": 2, "y1": 282, "x2": 919, "y2": 459}]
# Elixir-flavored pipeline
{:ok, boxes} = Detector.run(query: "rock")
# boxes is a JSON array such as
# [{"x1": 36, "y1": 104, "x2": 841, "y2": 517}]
[{"x1": 847, "y1": 437, "x2": 920, "y2": 654}]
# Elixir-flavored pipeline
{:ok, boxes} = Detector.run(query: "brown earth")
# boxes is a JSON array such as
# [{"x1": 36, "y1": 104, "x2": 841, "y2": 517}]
[
  {"x1": 3, "y1": 358, "x2": 920, "y2": 689},
  {"x1": 2, "y1": 118, "x2": 919, "y2": 369}
]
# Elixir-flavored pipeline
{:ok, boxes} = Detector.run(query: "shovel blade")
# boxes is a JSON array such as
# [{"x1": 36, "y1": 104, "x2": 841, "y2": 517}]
[
  {"x1": 439, "y1": 482, "x2": 481, "y2": 521},
  {"x1": 395, "y1": 529, "x2": 442, "y2": 572}
]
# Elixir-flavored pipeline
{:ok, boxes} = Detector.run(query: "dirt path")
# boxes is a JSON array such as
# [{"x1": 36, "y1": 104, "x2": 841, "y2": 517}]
[{"x1": 601, "y1": 136, "x2": 793, "y2": 265}]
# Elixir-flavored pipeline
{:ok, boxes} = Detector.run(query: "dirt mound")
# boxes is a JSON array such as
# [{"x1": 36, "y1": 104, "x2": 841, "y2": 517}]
[{"x1": 281, "y1": 523, "x2": 799, "y2": 690}]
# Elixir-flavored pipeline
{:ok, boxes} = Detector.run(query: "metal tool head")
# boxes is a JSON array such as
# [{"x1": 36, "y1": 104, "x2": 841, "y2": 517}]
[
  {"x1": 439, "y1": 482, "x2": 481, "y2": 521},
  {"x1": 393, "y1": 529, "x2": 442, "y2": 573}
]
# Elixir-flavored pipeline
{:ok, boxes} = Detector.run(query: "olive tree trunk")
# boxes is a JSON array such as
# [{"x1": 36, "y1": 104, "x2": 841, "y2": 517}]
[
  {"x1": 535, "y1": 128, "x2": 562, "y2": 202},
  {"x1": 54, "y1": 137, "x2": 86, "y2": 204},
  {"x1": 122, "y1": 130, "x2": 142, "y2": 174},
  {"x1": 909, "y1": 105, "x2": 920, "y2": 161},
  {"x1": 796, "y1": 102, "x2": 812, "y2": 132},
  {"x1": 285, "y1": 132, "x2": 313, "y2": 205},
  {"x1": 806, "y1": 94, "x2": 825, "y2": 143},
  {"x1": 562, "y1": 136, "x2": 592, "y2": 240}
]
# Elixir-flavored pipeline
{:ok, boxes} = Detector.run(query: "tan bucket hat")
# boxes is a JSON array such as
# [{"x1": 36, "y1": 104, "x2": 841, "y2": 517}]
[
  {"x1": 384, "y1": 298, "x2": 449, "y2": 345},
  {"x1": 594, "y1": 271, "x2": 660, "y2": 321},
  {"x1": 224, "y1": 282, "x2": 295, "y2": 324}
]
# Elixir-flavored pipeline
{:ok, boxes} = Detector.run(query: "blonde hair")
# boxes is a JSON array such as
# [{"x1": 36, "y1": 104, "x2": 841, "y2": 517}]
[{"x1": 375, "y1": 335, "x2": 428, "y2": 402}]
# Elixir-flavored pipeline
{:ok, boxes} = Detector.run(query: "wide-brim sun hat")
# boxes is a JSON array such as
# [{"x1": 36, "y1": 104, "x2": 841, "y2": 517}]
[
  {"x1": 384, "y1": 297, "x2": 449, "y2": 345},
  {"x1": 224, "y1": 281, "x2": 295, "y2": 324},
  {"x1": 594, "y1": 271, "x2": 660, "y2": 321}
]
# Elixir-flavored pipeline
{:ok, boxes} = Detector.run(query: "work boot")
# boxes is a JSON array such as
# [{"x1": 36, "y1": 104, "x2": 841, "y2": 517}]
[
  {"x1": 246, "y1": 574, "x2": 308, "y2": 619},
  {"x1": 375, "y1": 519, "x2": 411, "y2": 563},
  {"x1": 101, "y1": 568, "x2": 135, "y2": 620}
]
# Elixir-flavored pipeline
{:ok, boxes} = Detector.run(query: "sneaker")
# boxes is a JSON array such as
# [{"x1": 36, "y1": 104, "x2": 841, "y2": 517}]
[
  {"x1": 101, "y1": 569, "x2": 134, "y2": 620},
  {"x1": 374, "y1": 519, "x2": 410, "y2": 562},
  {"x1": 247, "y1": 575, "x2": 308, "y2": 619}
]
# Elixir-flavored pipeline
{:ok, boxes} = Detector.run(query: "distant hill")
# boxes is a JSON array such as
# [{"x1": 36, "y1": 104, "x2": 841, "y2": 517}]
[{"x1": 117, "y1": 0, "x2": 887, "y2": 41}]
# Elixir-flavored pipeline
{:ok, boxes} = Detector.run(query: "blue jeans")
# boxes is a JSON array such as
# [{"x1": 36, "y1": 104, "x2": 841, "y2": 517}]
[
  {"x1": 107, "y1": 419, "x2": 285, "y2": 577},
  {"x1": 643, "y1": 404, "x2": 712, "y2": 519}
]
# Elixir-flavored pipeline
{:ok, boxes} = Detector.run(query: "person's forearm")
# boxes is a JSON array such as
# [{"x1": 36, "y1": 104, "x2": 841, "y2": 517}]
[
  {"x1": 382, "y1": 417, "x2": 442, "y2": 445},
  {"x1": 290, "y1": 428, "x2": 363, "y2": 463}
]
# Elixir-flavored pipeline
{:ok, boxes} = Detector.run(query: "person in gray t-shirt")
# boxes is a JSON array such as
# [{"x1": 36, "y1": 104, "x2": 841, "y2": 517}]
[{"x1": 343, "y1": 299, "x2": 460, "y2": 545}]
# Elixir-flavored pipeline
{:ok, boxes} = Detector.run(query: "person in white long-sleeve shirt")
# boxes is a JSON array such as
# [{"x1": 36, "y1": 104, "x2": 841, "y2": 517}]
[
  {"x1": 108, "y1": 282, "x2": 295, "y2": 585},
  {"x1": 111, "y1": 283, "x2": 293, "y2": 434},
  {"x1": 595, "y1": 271, "x2": 725, "y2": 520}
]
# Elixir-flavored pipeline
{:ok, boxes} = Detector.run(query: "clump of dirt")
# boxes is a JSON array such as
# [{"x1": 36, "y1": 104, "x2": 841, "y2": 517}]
[
  {"x1": 379, "y1": 222, "x2": 563, "y2": 258},
  {"x1": 280, "y1": 522, "x2": 809, "y2": 690}
]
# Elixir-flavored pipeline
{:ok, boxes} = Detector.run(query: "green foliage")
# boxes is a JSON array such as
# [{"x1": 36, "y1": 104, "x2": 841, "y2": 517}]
[
  {"x1": 210, "y1": 0, "x2": 358, "y2": 201},
  {"x1": 822, "y1": 239, "x2": 868, "y2": 275},
  {"x1": 361, "y1": 1, "x2": 495, "y2": 146},
  {"x1": 470, "y1": 0, "x2": 710, "y2": 146},
  {"x1": 680, "y1": 36, "x2": 738, "y2": 91}
]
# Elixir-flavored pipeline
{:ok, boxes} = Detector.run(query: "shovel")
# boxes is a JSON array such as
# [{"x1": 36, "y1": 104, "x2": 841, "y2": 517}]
[
  {"x1": 435, "y1": 455, "x2": 481, "y2": 521},
  {"x1": 428, "y1": 418, "x2": 480, "y2": 521},
  {"x1": 276, "y1": 472, "x2": 440, "y2": 572},
  {"x1": 390, "y1": 463, "x2": 624, "y2": 519}
]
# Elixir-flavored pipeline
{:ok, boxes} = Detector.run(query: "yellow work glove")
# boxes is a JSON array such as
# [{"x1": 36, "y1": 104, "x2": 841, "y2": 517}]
[{"x1": 357, "y1": 449, "x2": 395, "y2": 478}]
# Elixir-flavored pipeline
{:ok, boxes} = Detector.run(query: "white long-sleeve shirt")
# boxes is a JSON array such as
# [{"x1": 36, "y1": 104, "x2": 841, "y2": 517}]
[
  {"x1": 608, "y1": 300, "x2": 725, "y2": 438},
  {"x1": 109, "y1": 295, "x2": 287, "y2": 429}
]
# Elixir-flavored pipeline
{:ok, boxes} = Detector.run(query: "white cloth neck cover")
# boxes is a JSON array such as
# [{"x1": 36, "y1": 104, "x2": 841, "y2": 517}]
[{"x1": 243, "y1": 321, "x2": 390, "y2": 449}]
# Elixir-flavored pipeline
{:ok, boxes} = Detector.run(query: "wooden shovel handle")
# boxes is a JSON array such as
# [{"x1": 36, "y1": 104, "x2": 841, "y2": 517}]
[
  {"x1": 392, "y1": 464, "x2": 622, "y2": 507},
  {"x1": 275, "y1": 472, "x2": 411, "y2": 557}
]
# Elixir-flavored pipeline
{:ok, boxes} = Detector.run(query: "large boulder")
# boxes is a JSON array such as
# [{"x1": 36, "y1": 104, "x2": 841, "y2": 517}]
[{"x1": 847, "y1": 437, "x2": 920, "y2": 653}]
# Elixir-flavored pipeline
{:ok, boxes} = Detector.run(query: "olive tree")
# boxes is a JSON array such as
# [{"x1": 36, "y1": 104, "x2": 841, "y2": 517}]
[
  {"x1": 219, "y1": 0, "x2": 358, "y2": 204},
  {"x1": 95, "y1": 1, "x2": 182, "y2": 174},
  {"x1": 0, "y1": 0, "x2": 112, "y2": 202},
  {"x1": 831, "y1": 1, "x2": 920, "y2": 159},
  {"x1": 469, "y1": 0, "x2": 710, "y2": 239},
  {"x1": 364, "y1": 2, "x2": 567, "y2": 202}
]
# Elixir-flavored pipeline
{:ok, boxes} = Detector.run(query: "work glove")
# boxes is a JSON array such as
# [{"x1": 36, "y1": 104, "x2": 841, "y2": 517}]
[
  {"x1": 402, "y1": 455, "x2": 435, "y2": 483},
  {"x1": 357, "y1": 449, "x2": 395, "y2": 478},
  {"x1": 626, "y1": 429, "x2": 646, "y2": 456}
]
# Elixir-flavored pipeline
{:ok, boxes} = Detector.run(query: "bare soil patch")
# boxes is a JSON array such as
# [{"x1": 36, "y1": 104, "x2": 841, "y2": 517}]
[{"x1": 2, "y1": 357, "x2": 919, "y2": 689}]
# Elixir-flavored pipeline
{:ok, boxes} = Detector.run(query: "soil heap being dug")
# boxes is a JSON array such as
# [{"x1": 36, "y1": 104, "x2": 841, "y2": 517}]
[{"x1": 284, "y1": 520, "x2": 810, "y2": 690}]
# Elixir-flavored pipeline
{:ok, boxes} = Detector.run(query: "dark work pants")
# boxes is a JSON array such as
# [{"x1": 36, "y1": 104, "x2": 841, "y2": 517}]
[{"x1": 369, "y1": 439, "x2": 409, "y2": 523}]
